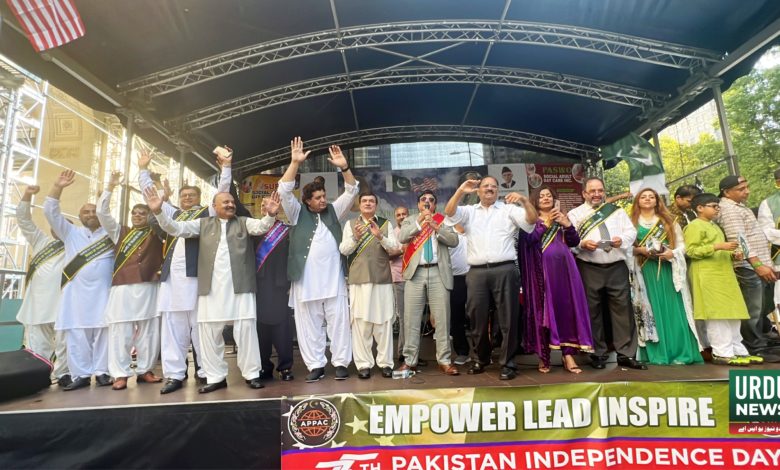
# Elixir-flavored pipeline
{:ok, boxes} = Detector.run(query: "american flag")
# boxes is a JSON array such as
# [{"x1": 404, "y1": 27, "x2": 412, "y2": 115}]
[
  {"x1": 6, "y1": 0, "x2": 85, "y2": 52},
  {"x1": 411, "y1": 177, "x2": 438, "y2": 193}
]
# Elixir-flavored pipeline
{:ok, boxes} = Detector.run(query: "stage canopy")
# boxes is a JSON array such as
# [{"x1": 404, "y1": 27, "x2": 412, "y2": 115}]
[{"x1": 1, "y1": 0, "x2": 779, "y2": 176}]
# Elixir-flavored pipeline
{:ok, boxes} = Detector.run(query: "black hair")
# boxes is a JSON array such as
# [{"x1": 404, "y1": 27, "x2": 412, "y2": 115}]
[
  {"x1": 417, "y1": 189, "x2": 437, "y2": 203},
  {"x1": 674, "y1": 184, "x2": 702, "y2": 198},
  {"x1": 691, "y1": 192, "x2": 719, "y2": 212}
]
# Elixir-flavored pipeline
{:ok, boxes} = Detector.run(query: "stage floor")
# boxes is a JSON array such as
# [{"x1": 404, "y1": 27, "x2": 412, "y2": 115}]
[{"x1": 2, "y1": 336, "x2": 776, "y2": 414}]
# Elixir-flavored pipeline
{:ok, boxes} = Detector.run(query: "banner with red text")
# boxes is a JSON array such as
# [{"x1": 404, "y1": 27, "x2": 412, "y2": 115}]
[{"x1": 281, "y1": 380, "x2": 780, "y2": 469}]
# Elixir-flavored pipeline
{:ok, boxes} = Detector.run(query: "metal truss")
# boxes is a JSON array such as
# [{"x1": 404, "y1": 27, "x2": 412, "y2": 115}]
[
  {"x1": 0, "y1": 74, "x2": 47, "y2": 298},
  {"x1": 177, "y1": 66, "x2": 664, "y2": 130},
  {"x1": 118, "y1": 20, "x2": 722, "y2": 97},
  {"x1": 233, "y1": 125, "x2": 598, "y2": 173}
]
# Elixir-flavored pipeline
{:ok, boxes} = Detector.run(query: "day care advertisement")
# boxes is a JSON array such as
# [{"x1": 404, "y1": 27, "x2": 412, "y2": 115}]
[{"x1": 281, "y1": 377, "x2": 780, "y2": 469}]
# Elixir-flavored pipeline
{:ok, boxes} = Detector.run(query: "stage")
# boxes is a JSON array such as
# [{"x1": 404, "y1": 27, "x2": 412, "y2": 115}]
[{"x1": 0, "y1": 337, "x2": 776, "y2": 469}]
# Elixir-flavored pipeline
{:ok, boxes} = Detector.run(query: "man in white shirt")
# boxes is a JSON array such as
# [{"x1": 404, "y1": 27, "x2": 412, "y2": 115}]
[
  {"x1": 340, "y1": 192, "x2": 400, "y2": 379},
  {"x1": 16, "y1": 185, "x2": 69, "y2": 386},
  {"x1": 278, "y1": 137, "x2": 359, "y2": 382},
  {"x1": 567, "y1": 177, "x2": 643, "y2": 370},
  {"x1": 44, "y1": 170, "x2": 115, "y2": 391},
  {"x1": 146, "y1": 188, "x2": 277, "y2": 393},
  {"x1": 445, "y1": 176, "x2": 537, "y2": 380}
]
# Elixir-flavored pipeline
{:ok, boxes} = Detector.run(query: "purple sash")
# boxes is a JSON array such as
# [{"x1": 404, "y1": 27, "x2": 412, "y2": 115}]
[{"x1": 255, "y1": 221, "x2": 290, "y2": 271}]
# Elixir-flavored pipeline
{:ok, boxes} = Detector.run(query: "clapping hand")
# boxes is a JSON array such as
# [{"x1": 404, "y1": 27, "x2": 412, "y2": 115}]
[
  {"x1": 368, "y1": 219, "x2": 383, "y2": 239},
  {"x1": 353, "y1": 220, "x2": 367, "y2": 241}
]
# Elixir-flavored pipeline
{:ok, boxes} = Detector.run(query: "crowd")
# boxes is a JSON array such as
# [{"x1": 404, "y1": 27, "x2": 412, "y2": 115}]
[{"x1": 15, "y1": 138, "x2": 779, "y2": 395}]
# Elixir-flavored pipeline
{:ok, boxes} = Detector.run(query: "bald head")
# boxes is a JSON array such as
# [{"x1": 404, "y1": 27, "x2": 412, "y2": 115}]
[
  {"x1": 212, "y1": 192, "x2": 236, "y2": 219},
  {"x1": 79, "y1": 203, "x2": 100, "y2": 231}
]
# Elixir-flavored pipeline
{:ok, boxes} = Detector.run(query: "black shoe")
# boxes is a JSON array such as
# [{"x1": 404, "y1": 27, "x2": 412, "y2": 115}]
[
  {"x1": 358, "y1": 368, "x2": 371, "y2": 379},
  {"x1": 195, "y1": 375, "x2": 207, "y2": 385},
  {"x1": 259, "y1": 370, "x2": 274, "y2": 380},
  {"x1": 617, "y1": 356, "x2": 647, "y2": 370},
  {"x1": 63, "y1": 376, "x2": 90, "y2": 391},
  {"x1": 334, "y1": 366, "x2": 349, "y2": 380},
  {"x1": 198, "y1": 379, "x2": 227, "y2": 393},
  {"x1": 381, "y1": 367, "x2": 393, "y2": 378},
  {"x1": 57, "y1": 374, "x2": 72, "y2": 388},
  {"x1": 247, "y1": 378, "x2": 265, "y2": 389},
  {"x1": 95, "y1": 374, "x2": 113, "y2": 386},
  {"x1": 417, "y1": 359, "x2": 429, "y2": 367},
  {"x1": 305, "y1": 368, "x2": 325, "y2": 383},
  {"x1": 160, "y1": 378, "x2": 183, "y2": 395},
  {"x1": 468, "y1": 362, "x2": 486, "y2": 375},
  {"x1": 499, "y1": 366, "x2": 517, "y2": 380},
  {"x1": 590, "y1": 355, "x2": 607, "y2": 369},
  {"x1": 398, "y1": 354, "x2": 405, "y2": 364},
  {"x1": 279, "y1": 369, "x2": 294, "y2": 381}
]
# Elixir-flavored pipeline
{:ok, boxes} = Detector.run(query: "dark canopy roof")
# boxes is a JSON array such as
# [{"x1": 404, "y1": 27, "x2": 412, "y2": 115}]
[{"x1": 2, "y1": 0, "x2": 779, "y2": 176}]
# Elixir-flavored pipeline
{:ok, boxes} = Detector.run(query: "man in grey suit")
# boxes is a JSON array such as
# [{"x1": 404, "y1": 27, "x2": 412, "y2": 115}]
[{"x1": 396, "y1": 190, "x2": 460, "y2": 376}]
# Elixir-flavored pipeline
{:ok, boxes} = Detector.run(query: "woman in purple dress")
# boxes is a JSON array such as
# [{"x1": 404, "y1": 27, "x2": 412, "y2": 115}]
[{"x1": 520, "y1": 185, "x2": 594, "y2": 373}]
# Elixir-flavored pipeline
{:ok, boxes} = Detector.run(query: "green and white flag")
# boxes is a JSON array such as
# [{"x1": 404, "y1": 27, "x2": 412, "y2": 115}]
[{"x1": 602, "y1": 132, "x2": 667, "y2": 195}]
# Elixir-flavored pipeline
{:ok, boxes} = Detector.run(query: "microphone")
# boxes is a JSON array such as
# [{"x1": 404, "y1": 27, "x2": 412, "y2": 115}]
[{"x1": 424, "y1": 203, "x2": 430, "y2": 210}]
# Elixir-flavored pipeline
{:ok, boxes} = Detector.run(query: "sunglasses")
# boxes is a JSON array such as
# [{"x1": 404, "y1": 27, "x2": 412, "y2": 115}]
[{"x1": 419, "y1": 196, "x2": 436, "y2": 203}]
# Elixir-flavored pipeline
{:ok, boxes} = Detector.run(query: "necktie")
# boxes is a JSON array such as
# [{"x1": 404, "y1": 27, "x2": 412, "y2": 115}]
[{"x1": 423, "y1": 236, "x2": 433, "y2": 263}]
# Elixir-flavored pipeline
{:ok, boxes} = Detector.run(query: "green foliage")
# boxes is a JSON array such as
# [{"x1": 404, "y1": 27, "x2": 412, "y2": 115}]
[{"x1": 603, "y1": 60, "x2": 780, "y2": 207}]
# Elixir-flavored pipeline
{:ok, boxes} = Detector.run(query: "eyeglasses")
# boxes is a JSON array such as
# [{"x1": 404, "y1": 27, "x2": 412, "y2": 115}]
[
  {"x1": 419, "y1": 196, "x2": 436, "y2": 202},
  {"x1": 704, "y1": 203, "x2": 720, "y2": 209}
]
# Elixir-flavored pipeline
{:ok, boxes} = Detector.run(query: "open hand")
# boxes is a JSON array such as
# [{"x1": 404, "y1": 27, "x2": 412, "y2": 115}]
[
  {"x1": 327, "y1": 145, "x2": 348, "y2": 170},
  {"x1": 262, "y1": 191, "x2": 281, "y2": 217},
  {"x1": 54, "y1": 170, "x2": 76, "y2": 189},
  {"x1": 457, "y1": 179, "x2": 479, "y2": 194},
  {"x1": 290, "y1": 137, "x2": 311, "y2": 164},
  {"x1": 143, "y1": 186, "x2": 163, "y2": 214}
]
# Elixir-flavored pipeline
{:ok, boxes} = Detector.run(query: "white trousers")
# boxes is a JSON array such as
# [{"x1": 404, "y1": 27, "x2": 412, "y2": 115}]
[
  {"x1": 26, "y1": 323, "x2": 69, "y2": 379},
  {"x1": 294, "y1": 296, "x2": 352, "y2": 370},
  {"x1": 706, "y1": 320, "x2": 749, "y2": 358},
  {"x1": 108, "y1": 318, "x2": 160, "y2": 378},
  {"x1": 352, "y1": 317, "x2": 393, "y2": 370},
  {"x1": 198, "y1": 319, "x2": 261, "y2": 384},
  {"x1": 161, "y1": 310, "x2": 205, "y2": 381},
  {"x1": 66, "y1": 327, "x2": 108, "y2": 379}
]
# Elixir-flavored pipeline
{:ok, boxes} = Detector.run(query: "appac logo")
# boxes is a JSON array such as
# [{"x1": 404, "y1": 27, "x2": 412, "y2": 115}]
[{"x1": 288, "y1": 398, "x2": 341, "y2": 447}]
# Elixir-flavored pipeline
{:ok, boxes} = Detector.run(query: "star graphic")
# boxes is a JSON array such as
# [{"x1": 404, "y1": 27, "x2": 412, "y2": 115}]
[
  {"x1": 330, "y1": 441, "x2": 347, "y2": 448},
  {"x1": 281, "y1": 405, "x2": 295, "y2": 418},
  {"x1": 337, "y1": 392, "x2": 357, "y2": 404},
  {"x1": 630, "y1": 144, "x2": 642, "y2": 155},
  {"x1": 345, "y1": 415, "x2": 369, "y2": 434},
  {"x1": 374, "y1": 435, "x2": 395, "y2": 446},
  {"x1": 292, "y1": 441, "x2": 313, "y2": 450}
]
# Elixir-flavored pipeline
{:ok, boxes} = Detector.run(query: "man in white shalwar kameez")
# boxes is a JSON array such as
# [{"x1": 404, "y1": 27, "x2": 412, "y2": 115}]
[
  {"x1": 44, "y1": 170, "x2": 115, "y2": 391},
  {"x1": 137, "y1": 149, "x2": 232, "y2": 394},
  {"x1": 147, "y1": 187, "x2": 277, "y2": 393},
  {"x1": 339, "y1": 192, "x2": 400, "y2": 379},
  {"x1": 16, "y1": 185, "x2": 69, "y2": 386},
  {"x1": 279, "y1": 137, "x2": 359, "y2": 382},
  {"x1": 98, "y1": 171, "x2": 164, "y2": 390}
]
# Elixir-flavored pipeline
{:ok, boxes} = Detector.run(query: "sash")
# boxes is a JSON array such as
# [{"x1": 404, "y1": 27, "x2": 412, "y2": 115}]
[
  {"x1": 61, "y1": 235, "x2": 114, "y2": 287},
  {"x1": 636, "y1": 219, "x2": 667, "y2": 247},
  {"x1": 255, "y1": 220, "x2": 290, "y2": 271},
  {"x1": 766, "y1": 193, "x2": 780, "y2": 261},
  {"x1": 113, "y1": 226, "x2": 152, "y2": 277},
  {"x1": 26, "y1": 240, "x2": 64, "y2": 282},
  {"x1": 576, "y1": 203, "x2": 618, "y2": 240},
  {"x1": 348, "y1": 217, "x2": 388, "y2": 268},
  {"x1": 540, "y1": 222, "x2": 560, "y2": 253},
  {"x1": 162, "y1": 206, "x2": 209, "y2": 260},
  {"x1": 402, "y1": 213, "x2": 445, "y2": 271}
]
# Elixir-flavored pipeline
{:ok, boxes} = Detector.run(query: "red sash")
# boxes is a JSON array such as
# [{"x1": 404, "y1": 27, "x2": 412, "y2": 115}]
[{"x1": 402, "y1": 213, "x2": 445, "y2": 271}]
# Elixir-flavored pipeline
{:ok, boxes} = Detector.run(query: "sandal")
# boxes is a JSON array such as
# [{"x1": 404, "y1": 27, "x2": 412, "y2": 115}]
[
  {"x1": 538, "y1": 361, "x2": 550, "y2": 374},
  {"x1": 563, "y1": 355, "x2": 583, "y2": 374}
]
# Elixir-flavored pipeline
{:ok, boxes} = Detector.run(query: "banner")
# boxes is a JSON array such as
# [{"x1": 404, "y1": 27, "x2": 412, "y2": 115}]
[
  {"x1": 281, "y1": 381, "x2": 780, "y2": 469},
  {"x1": 238, "y1": 174, "x2": 291, "y2": 221},
  {"x1": 526, "y1": 163, "x2": 585, "y2": 212}
]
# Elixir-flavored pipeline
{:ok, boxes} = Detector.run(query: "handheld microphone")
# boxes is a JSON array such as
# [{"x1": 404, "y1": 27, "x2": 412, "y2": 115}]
[{"x1": 424, "y1": 203, "x2": 431, "y2": 210}]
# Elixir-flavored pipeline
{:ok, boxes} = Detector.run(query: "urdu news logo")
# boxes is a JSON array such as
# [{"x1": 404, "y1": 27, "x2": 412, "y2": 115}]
[{"x1": 729, "y1": 370, "x2": 780, "y2": 435}]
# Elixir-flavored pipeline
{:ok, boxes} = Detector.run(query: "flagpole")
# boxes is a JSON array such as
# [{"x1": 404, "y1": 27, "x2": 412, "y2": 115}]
[{"x1": 712, "y1": 83, "x2": 739, "y2": 175}]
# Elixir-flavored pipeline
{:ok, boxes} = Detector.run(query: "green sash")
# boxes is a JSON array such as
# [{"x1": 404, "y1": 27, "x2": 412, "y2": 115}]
[
  {"x1": 113, "y1": 226, "x2": 152, "y2": 277},
  {"x1": 766, "y1": 192, "x2": 780, "y2": 261},
  {"x1": 577, "y1": 203, "x2": 619, "y2": 240},
  {"x1": 347, "y1": 216, "x2": 388, "y2": 268},
  {"x1": 162, "y1": 206, "x2": 208, "y2": 260},
  {"x1": 27, "y1": 240, "x2": 64, "y2": 282},
  {"x1": 636, "y1": 219, "x2": 667, "y2": 247},
  {"x1": 61, "y1": 235, "x2": 114, "y2": 287},
  {"x1": 540, "y1": 222, "x2": 560, "y2": 253}
]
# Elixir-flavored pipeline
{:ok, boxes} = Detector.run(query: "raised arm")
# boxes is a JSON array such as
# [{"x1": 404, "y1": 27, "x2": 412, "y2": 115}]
[
  {"x1": 16, "y1": 185, "x2": 48, "y2": 250},
  {"x1": 445, "y1": 179, "x2": 479, "y2": 217},
  {"x1": 505, "y1": 193, "x2": 538, "y2": 232},
  {"x1": 96, "y1": 171, "x2": 123, "y2": 243},
  {"x1": 138, "y1": 151, "x2": 177, "y2": 218},
  {"x1": 145, "y1": 187, "x2": 200, "y2": 238},
  {"x1": 245, "y1": 191, "x2": 278, "y2": 235},
  {"x1": 44, "y1": 170, "x2": 76, "y2": 239}
]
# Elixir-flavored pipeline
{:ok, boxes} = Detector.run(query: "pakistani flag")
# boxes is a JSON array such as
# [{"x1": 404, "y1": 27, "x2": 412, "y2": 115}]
[
  {"x1": 391, "y1": 174, "x2": 412, "y2": 192},
  {"x1": 602, "y1": 132, "x2": 668, "y2": 195}
]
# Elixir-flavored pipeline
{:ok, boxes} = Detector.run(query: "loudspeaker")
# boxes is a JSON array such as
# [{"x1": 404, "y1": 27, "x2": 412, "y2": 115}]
[{"x1": 0, "y1": 349, "x2": 52, "y2": 402}]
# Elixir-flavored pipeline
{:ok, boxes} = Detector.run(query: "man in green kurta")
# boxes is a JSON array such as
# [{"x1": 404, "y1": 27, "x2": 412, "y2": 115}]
[{"x1": 684, "y1": 193, "x2": 755, "y2": 366}]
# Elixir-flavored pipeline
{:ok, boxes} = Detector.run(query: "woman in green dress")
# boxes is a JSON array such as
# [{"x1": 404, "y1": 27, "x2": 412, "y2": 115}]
[{"x1": 629, "y1": 188, "x2": 703, "y2": 365}]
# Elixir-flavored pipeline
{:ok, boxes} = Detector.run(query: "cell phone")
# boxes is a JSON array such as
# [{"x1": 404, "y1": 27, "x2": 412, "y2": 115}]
[
  {"x1": 554, "y1": 200, "x2": 560, "y2": 211},
  {"x1": 597, "y1": 240, "x2": 613, "y2": 249}
]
